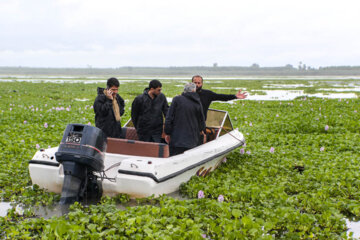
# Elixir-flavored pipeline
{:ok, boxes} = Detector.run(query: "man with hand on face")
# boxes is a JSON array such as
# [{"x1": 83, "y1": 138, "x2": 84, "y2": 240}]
[
  {"x1": 192, "y1": 75, "x2": 248, "y2": 120},
  {"x1": 131, "y1": 79, "x2": 169, "y2": 143},
  {"x1": 93, "y1": 77, "x2": 125, "y2": 138}
]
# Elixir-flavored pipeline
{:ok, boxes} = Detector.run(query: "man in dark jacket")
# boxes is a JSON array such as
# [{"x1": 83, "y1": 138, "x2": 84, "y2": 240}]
[
  {"x1": 131, "y1": 79, "x2": 169, "y2": 142},
  {"x1": 93, "y1": 78, "x2": 125, "y2": 138},
  {"x1": 192, "y1": 75, "x2": 247, "y2": 120},
  {"x1": 165, "y1": 82, "x2": 206, "y2": 156}
]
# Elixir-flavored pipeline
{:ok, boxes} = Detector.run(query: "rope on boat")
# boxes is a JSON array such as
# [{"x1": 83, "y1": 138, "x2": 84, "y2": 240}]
[
  {"x1": 98, "y1": 162, "x2": 122, "y2": 182},
  {"x1": 219, "y1": 127, "x2": 246, "y2": 144}
]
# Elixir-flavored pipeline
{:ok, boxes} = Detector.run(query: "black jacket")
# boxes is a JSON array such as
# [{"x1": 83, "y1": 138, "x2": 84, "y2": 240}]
[
  {"x1": 93, "y1": 87, "x2": 125, "y2": 138},
  {"x1": 197, "y1": 89, "x2": 236, "y2": 119},
  {"x1": 165, "y1": 92, "x2": 206, "y2": 149},
  {"x1": 131, "y1": 89, "x2": 169, "y2": 136}
]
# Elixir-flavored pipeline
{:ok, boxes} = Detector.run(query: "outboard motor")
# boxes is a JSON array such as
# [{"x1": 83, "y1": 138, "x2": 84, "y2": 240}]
[{"x1": 55, "y1": 124, "x2": 107, "y2": 205}]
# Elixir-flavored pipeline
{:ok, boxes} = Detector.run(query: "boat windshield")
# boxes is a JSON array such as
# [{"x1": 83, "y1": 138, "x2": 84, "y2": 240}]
[
  {"x1": 124, "y1": 108, "x2": 234, "y2": 139},
  {"x1": 206, "y1": 109, "x2": 233, "y2": 138}
]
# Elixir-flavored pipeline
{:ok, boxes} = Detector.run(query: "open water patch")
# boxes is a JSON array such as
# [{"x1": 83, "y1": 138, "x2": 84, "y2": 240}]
[
  {"x1": 0, "y1": 202, "x2": 12, "y2": 217},
  {"x1": 346, "y1": 219, "x2": 360, "y2": 238},
  {"x1": 245, "y1": 90, "x2": 358, "y2": 101},
  {"x1": 263, "y1": 84, "x2": 314, "y2": 88},
  {"x1": 318, "y1": 88, "x2": 360, "y2": 92}
]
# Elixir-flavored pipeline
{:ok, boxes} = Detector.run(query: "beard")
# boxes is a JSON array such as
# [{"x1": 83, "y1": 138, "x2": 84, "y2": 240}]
[{"x1": 196, "y1": 86, "x2": 202, "y2": 92}]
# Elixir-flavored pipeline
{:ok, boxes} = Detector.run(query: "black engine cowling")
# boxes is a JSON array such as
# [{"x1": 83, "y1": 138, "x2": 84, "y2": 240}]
[{"x1": 55, "y1": 124, "x2": 107, "y2": 205}]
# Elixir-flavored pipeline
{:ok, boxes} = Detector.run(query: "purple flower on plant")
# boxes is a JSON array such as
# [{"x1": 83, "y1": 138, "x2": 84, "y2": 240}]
[
  {"x1": 276, "y1": 114, "x2": 279, "y2": 117},
  {"x1": 48, "y1": 145, "x2": 51, "y2": 149},
  {"x1": 249, "y1": 122, "x2": 253, "y2": 126},
  {"x1": 240, "y1": 148, "x2": 245, "y2": 154},
  {"x1": 201, "y1": 234, "x2": 207, "y2": 238},
  {"x1": 320, "y1": 147, "x2": 325, "y2": 152},
  {"x1": 198, "y1": 190, "x2": 205, "y2": 199},
  {"x1": 44, "y1": 123, "x2": 48, "y2": 128},
  {"x1": 218, "y1": 195, "x2": 224, "y2": 202},
  {"x1": 222, "y1": 157, "x2": 227, "y2": 163},
  {"x1": 87, "y1": 122, "x2": 91, "y2": 126},
  {"x1": 325, "y1": 125, "x2": 329, "y2": 131},
  {"x1": 9, "y1": 108, "x2": 12, "y2": 111},
  {"x1": 246, "y1": 150, "x2": 251, "y2": 155},
  {"x1": 355, "y1": 110, "x2": 357, "y2": 113},
  {"x1": 23, "y1": 120, "x2": 27, "y2": 124},
  {"x1": 269, "y1": 147, "x2": 275, "y2": 153},
  {"x1": 36, "y1": 144, "x2": 40, "y2": 149}
]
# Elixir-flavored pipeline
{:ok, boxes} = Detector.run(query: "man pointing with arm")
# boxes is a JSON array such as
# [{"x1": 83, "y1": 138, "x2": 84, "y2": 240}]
[{"x1": 192, "y1": 75, "x2": 247, "y2": 120}]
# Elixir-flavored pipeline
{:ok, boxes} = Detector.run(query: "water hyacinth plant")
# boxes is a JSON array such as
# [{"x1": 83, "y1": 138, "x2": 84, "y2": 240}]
[{"x1": 0, "y1": 78, "x2": 359, "y2": 239}]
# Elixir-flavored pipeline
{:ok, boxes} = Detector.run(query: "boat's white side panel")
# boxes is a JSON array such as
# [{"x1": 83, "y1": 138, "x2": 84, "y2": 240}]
[
  {"x1": 103, "y1": 154, "x2": 226, "y2": 198},
  {"x1": 29, "y1": 129, "x2": 244, "y2": 198},
  {"x1": 29, "y1": 147, "x2": 63, "y2": 194}
]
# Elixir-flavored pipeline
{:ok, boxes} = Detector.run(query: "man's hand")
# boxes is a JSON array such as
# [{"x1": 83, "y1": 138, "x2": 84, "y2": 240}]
[
  {"x1": 165, "y1": 135, "x2": 171, "y2": 144},
  {"x1": 236, "y1": 89, "x2": 247, "y2": 99},
  {"x1": 105, "y1": 89, "x2": 114, "y2": 100},
  {"x1": 201, "y1": 131, "x2": 206, "y2": 144}
]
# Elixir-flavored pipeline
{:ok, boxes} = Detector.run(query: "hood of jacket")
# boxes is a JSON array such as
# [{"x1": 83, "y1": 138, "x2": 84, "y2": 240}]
[
  {"x1": 97, "y1": 87, "x2": 106, "y2": 95},
  {"x1": 182, "y1": 92, "x2": 201, "y2": 104}
]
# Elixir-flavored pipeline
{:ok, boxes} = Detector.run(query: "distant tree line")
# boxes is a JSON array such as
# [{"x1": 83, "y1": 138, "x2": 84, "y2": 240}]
[{"x1": 0, "y1": 65, "x2": 360, "y2": 76}]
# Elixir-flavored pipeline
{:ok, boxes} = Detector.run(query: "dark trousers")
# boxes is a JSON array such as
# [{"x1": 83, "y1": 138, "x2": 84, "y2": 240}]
[
  {"x1": 169, "y1": 146, "x2": 190, "y2": 156},
  {"x1": 138, "y1": 133, "x2": 162, "y2": 143}
]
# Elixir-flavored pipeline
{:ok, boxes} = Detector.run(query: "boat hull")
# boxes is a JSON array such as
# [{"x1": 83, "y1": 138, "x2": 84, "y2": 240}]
[{"x1": 29, "y1": 129, "x2": 244, "y2": 198}]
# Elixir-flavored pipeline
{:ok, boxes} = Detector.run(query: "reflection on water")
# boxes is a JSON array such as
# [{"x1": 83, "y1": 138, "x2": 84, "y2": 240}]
[
  {"x1": 346, "y1": 219, "x2": 360, "y2": 238},
  {"x1": 2, "y1": 200, "x2": 359, "y2": 238},
  {"x1": 0, "y1": 191, "x2": 188, "y2": 218},
  {"x1": 0, "y1": 202, "x2": 12, "y2": 217}
]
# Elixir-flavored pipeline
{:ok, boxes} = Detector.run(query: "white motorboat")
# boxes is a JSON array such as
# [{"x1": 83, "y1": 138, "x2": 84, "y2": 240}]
[{"x1": 29, "y1": 109, "x2": 245, "y2": 201}]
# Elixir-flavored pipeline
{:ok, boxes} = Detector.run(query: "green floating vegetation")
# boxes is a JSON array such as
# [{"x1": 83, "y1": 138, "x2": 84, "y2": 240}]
[{"x1": 0, "y1": 79, "x2": 359, "y2": 239}]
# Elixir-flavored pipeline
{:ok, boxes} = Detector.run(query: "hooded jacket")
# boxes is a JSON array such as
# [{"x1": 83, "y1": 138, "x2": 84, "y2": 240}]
[
  {"x1": 93, "y1": 87, "x2": 125, "y2": 138},
  {"x1": 165, "y1": 92, "x2": 206, "y2": 149},
  {"x1": 131, "y1": 88, "x2": 169, "y2": 136}
]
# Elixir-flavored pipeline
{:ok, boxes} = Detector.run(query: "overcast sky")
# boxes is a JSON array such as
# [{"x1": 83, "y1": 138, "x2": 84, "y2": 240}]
[{"x1": 0, "y1": 0, "x2": 359, "y2": 68}]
